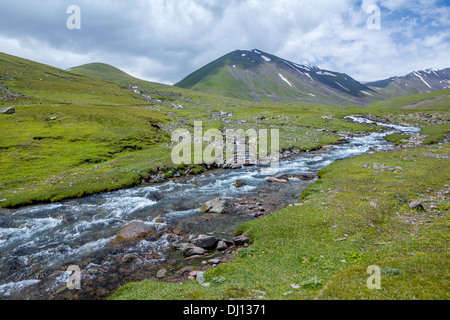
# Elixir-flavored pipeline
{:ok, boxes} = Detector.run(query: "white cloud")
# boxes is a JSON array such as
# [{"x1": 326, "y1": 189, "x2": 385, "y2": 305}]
[{"x1": 0, "y1": 0, "x2": 448, "y2": 84}]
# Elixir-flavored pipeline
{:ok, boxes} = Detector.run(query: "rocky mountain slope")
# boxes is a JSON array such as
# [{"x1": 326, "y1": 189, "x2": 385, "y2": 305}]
[{"x1": 175, "y1": 49, "x2": 379, "y2": 105}]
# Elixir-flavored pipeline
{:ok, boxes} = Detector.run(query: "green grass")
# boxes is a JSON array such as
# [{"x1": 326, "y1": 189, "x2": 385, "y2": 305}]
[
  {"x1": 385, "y1": 134, "x2": 410, "y2": 145},
  {"x1": 421, "y1": 124, "x2": 450, "y2": 145},
  {"x1": 317, "y1": 253, "x2": 449, "y2": 300},
  {"x1": 110, "y1": 143, "x2": 449, "y2": 300},
  {"x1": 369, "y1": 89, "x2": 450, "y2": 110},
  {"x1": 0, "y1": 103, "x2": 172, "y2": 207}
]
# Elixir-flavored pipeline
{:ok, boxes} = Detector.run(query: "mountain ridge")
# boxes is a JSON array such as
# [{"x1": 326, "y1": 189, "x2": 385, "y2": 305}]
[
  {"x1": 175, "y1": 49, "x2": 379, "y2": 105},
  {"x1": 366, "y1": 68, "x2": 450, "y2": 97}
]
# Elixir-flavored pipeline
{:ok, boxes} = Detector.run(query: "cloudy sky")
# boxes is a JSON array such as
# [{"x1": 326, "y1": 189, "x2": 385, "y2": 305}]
[{"x1": 0, "y1": 0, "x2": 449, "y2": 84}]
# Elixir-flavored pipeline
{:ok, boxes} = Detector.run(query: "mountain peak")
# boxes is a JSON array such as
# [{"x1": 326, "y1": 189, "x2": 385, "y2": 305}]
[{"x1": 175, "y1": 49, "x2": 374, "y2": 104}]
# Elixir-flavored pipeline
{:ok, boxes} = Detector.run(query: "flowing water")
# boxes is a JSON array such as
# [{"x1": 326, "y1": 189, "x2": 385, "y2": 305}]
[{"x1": 0, "y1": 116, "x2": 420, "y2": 299}]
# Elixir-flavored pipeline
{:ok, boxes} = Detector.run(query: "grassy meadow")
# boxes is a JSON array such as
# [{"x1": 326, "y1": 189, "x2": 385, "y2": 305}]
[{"x1": 0, "y1": 52, "x2": 448, "y2": 301}]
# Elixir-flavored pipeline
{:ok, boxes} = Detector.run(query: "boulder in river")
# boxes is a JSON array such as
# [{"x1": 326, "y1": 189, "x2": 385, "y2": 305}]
[
  {"x1": 116, "y1": 222, "x2": 154, "y2": 241},
  {"x1": 266, "y1": 177, "x2": 288, "y2": 183},
  {"x1": 274, "y1": 173, "x2": 289, "y2": 180},
  {"x1": 200, "y1": 198, "x2": 230, "y2": 214},
  {"x1": 183, "y1": 246, "x2": 207, "y2": 257},
  {"x1": 216, "y1": 240, "x2": 228, "y2": 251},
  {"x1": 296, "y1": 173, "x2": 318, "y2": 180},
  {"x1": 233, "y1": 180, "x2": 247, "y2": 188},
  {"x1": 233, "y1": 235, "x2": 250, "y2": 245},
  {"x1": 191, "y1": 235, "x2": 219, "y2": 249}
]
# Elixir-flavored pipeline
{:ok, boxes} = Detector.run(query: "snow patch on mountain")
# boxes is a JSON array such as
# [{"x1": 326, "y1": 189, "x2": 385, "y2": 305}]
[
  {"x1": 316, "y1": 71, "x2": 336, "y2": 77},
  {"x1": 335, "y1": 81, "x2": 350, "y2": 92},
  {"x1": 413, "y1": 72, "x2": 432, "y2": 88},
  {"x1": 279, "y1": 73, "x2": 293, "y2": 87},
  {"x1": 304, "y1": 73, "x2": 314, "y2": 82}
]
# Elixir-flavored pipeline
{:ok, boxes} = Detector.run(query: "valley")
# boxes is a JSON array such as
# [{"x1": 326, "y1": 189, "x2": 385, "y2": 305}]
[{"x1": 0, "y1": 51, "x2": 448, "y2": 300}]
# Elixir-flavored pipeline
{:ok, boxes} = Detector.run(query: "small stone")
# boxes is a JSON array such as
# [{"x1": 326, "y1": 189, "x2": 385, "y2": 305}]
[
  {"x1": 0, "y1": 107, "x2": 15, "y2": 114},
  {"x1": 116, "y1": 222, "x2": 154, "y2": 241},
  {"x1": 233, "y1": 235, "x2": 250, "y2": 245},
  {"x1": 200, "y1": 198, "x2": 230, "y2": 214},
  {"x1": 179, "y1": 266, "x2": 193, "y2": 275},
  {"x1": 266, "y1": 177, "x2": 288, "y2": 183},
  {"x1": 121, "y1": 253, "x2": 139, "y2": 263},
  {"x1": 297, "y1": 174, "x2": 318, "y2": 180},
  {"x1": 183, "y1": 246, "x2": 207, "y2": 257},
  {"x1": 156, "y1": 268, "x2": 167, "y2": 278},
  {"x1": 409, "y1": 201, "x2": 425, "y2": 211},
  {"x1": 192, "y1": 235, "x2": 218, "y2": 249},
  {"x1": 274, "y1": 173, "x2": 289, "y2": 181},
  {"x1": 233, "y1": 180, "x2": 247, "y2": 188},
  {"x1": 208, "y1": 258, "x2": 221, "y2": 265},
  {"x1": 216, "y1": 240, "x2": 228, "y2": 251}
]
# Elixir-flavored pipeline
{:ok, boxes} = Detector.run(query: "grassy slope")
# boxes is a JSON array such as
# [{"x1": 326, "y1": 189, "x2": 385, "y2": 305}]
[
  {"x1": 0, "y1": 53, "x2": 376, "y2": 208},
  {"x1": 0, "y1": 53, "x2": 172, "y2": 207}
]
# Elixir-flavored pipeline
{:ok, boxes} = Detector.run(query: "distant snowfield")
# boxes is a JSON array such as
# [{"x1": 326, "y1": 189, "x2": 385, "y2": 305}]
[
  {"x1": 316, "y1": 71, "x2": 336, "y2": 77},
  {"x1": 261, "y1": 55, "x2": 271, "y2": 62},
  {"x1": 279, "y1": 73, "x2": 293, "y2": 87}
]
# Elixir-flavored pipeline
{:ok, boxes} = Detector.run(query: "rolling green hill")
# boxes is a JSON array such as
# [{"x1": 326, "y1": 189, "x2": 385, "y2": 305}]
[{"x1": 67, "y1": 63, "x2": 144, "y2": 86}]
